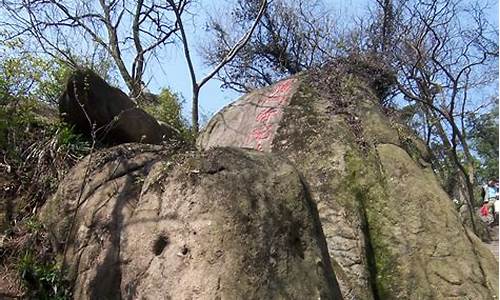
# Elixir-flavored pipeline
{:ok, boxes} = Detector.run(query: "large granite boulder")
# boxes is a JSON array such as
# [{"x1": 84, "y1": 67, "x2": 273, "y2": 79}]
[
  {"x1": 198, "y1": 60, "x2": 499, "y2": 299},
  {"x1": 59, "y1": 70, "x2": 178, "y2": 145},
  {"x1": 41, "y1": 144, "x2": 343, "y2": 299}
]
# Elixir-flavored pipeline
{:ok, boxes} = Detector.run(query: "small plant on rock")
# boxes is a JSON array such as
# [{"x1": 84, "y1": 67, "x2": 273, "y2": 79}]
[{"x1": 18, "y1": 251, "x2": 71, "y2": 300}]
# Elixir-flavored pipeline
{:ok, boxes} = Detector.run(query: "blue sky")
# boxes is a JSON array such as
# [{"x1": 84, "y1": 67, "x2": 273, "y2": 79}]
[
  {"x1": 144, "y1": 0, "x2": 370, "y2": 123},
  {"x1": 143, "y1": 0, "x2": 498, "y2": 125}
]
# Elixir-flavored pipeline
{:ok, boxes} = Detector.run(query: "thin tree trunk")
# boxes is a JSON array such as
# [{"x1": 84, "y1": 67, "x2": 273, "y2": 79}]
[
  {"x1": 425, "y1": 106, "x2": 478, "y2": 235},
  {"x1": 192, "y1": 87, "x2": 199, "y2": 133}
]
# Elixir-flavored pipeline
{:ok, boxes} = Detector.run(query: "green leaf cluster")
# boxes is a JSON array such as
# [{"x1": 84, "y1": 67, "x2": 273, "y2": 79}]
[
  {"x1": 468, "y1": 103, "x2": 499, "y2": 182},
  {"x1": 0, "y1": 40, "x2": 72, "y2": 105},
  {"x1": 18, "y1": 251, "x2": 71, "y2": 300},
  {"x1": 141, "y1": 88, "x2": 195, "y2": 142}
]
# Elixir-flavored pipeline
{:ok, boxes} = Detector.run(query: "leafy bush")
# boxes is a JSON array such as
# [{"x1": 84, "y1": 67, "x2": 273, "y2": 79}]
[
  {"x1": 141, "y1": 88, "x2": 195, "y2": 142},
  {"x1": 0, "y1": 99, "x2": 42, "y2": 157},
  {"x1": 18, "y1": 251, "x2": 71, "y2": 300},
  {"x1": 467, "y1": 103, "x2": 499, "y2": 182},
  {"x1": 1, "y1": 215, "x2": 69, "y2": 299},
  {"x1": 54, "y1": 122, "x2": 91, "y2": 157},
  {"x1": 0, "y1": 36, "x2": 115, "y2": 106},
  {"x1": 0, "y1": 47, "x2": 69, "y2": 105},
  {"x1": 1, "y1": 100, "x2": 90, "y2": 223},
  {"x1": 0, "y1": 37, "x2": 109, "y2": 298}
]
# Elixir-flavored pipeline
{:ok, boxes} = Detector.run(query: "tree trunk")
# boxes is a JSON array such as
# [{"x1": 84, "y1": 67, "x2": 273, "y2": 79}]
[
  {"x1": 192, "y1": 87, "x2": 199, "y2": 133},
  {"x1": 425, "y1": 107, "x2": 478, "y2": 235}
]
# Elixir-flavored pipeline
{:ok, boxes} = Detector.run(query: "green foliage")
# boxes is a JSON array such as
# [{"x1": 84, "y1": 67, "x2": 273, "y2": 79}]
[
  {"x1": 0, "y1": 39, "x2": 71, "y2": 105},
  {"x1": 0, "y1": 38, "x2": 91, "y2": 161},
  {"x1": 141, "y1": 88, "x2": 195, "y2": 142},
  {"x1": 0, "y1": 99, "x2": 89, "y2": 226},
  {"x1": 0, "y1": 36, "x2": 116, "y2": 106},
  {"x1": 54, "y1": 122, "x2": 91, "y2": 156},
  {"x1": 18, "y1": 251, "x2": 71, "y2": 300},
  {"x1": 24, "y1": 216, "x2": 44, "y2": 234},
  {"x1": 14, "y1": 217, "x2": 71, "y2": 299},
  {"x1": 0, "y1": 99, "x2": 42, "y2": 155},
  {"x1": 0, "y1": 36, "x2": 111, "y2": 298},
  {"x1": 35, "y1": 61, "x2": 73, "y2": 105},
  {"x1": 146, "y1": 89, "x2": 183, "y2": 127},
  {"x1": 468, "y1": 103, "x2": 499, "y2": 182},
  {"x1": 0, "y1": 100, "x2": 87, "y2": 159}
]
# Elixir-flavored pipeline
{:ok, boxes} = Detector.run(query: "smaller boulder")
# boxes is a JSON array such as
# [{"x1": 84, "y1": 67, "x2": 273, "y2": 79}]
[
  {"x1": 59, "y1": 69, "x2": 177, "y2": 145},
  {"x1": 102, "y1": 107, "x2": 178, "y2": 145}
]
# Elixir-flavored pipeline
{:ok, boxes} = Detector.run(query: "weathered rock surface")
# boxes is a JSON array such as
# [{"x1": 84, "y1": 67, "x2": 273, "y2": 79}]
[
  {"x1": 41, "y1": 144, "x2": 343, "y2": 299},
  {"x1": 198, "y1": 61, "x2": 499, "y2": 299},
  {"x1": 59, "y1": 70, "x2": 177, "y2": 145}
]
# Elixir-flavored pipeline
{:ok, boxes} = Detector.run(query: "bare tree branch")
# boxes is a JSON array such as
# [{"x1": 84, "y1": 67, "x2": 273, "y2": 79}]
[
  {"x1": 0, "y1": 0, "x2": 186, "y2": 103},
  {"x1": 167, "y1": 0, "x2": 268, "y2": 132}
]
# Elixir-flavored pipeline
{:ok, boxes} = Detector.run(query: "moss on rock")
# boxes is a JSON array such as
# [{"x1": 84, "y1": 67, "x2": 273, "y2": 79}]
[{"x1": 198, "y1": 59, "x2": 499, "y2": 299}]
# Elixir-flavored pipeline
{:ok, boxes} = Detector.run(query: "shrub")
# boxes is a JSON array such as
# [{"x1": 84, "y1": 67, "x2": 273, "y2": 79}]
[
  {"x1": 141, "y1": 88, "x2": 195, "y2": 142},
  {"x1": 18, "y1": 251, "x2": 71, "y2": 300},
  {"x1": 1, "y1": 99, "x2": 89, "y2": 223}
]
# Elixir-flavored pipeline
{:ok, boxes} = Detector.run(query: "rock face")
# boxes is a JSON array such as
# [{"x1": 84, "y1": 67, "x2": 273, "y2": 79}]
[
  {"x1": 198, "y1": 61, "x2": 499, "y2": 299},
  {"x1": 41, "y1": 144, "x2": 343, "y2": 299},
  {"x1": 59, "y1": 70, "x2": 177, "y2": 145}
]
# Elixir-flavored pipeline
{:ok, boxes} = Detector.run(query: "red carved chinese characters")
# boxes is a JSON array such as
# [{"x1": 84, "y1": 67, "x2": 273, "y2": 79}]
[
  {"x1": 261, "y1": 78, "x2": 294, "y2": 105},
  {"x1": 255, "y1": 107, "x2": 279, "y2": 122},
  {"x1": 246, "y1": 78, "x2": 296, "y2": 151},
  {"x1": 248, "y1": 124, "x2": 273, "y2": 151}
]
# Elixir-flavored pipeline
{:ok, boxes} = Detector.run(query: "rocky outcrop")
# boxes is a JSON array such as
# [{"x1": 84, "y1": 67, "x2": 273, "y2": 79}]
[
  {"x1": 198, "y1": 61, "x2": 499, "y2": 299},
  {"x1": 59, "y1": 70, "x2": 178, "y2": 145},
  {"x1": 41, "y1": 144, "x2": 343, "y2": 299}
]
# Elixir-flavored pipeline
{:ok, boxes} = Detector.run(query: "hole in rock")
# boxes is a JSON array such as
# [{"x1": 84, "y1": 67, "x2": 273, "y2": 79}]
[{"x1": 152, "y1": 235, "x2": 169, "y2": 255}]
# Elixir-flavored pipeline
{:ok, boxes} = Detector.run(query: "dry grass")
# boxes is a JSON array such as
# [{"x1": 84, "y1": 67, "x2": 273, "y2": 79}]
[{"x1": 0, "y1": 102, "x2": 90, "y2": 298}]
